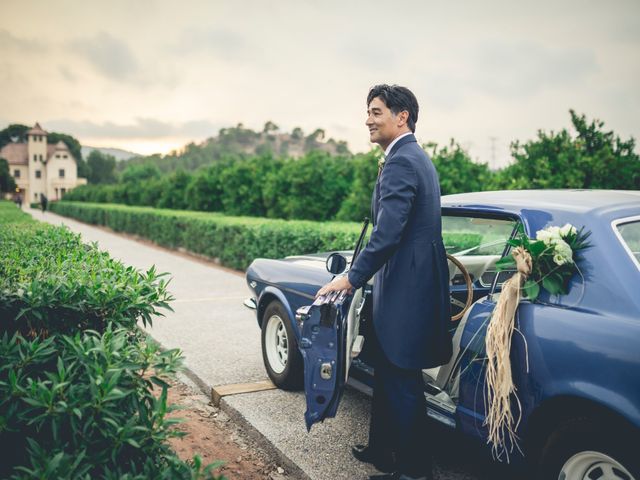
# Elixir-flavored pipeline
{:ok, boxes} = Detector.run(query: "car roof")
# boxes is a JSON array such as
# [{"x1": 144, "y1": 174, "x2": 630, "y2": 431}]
[{"x1": 442, "y1": 189, "x2": 640, "y2": 218}]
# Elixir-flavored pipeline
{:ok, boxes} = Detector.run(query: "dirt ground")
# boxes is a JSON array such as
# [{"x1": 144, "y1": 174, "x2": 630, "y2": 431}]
[{"x1": 164, "y1": 376, "x2": 293, "y2": 480}]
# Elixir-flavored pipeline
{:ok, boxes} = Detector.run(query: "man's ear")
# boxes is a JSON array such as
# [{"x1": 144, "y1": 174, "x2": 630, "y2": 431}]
[{"x1": 397, "y1": 110, "x2": 409, "y2": 127}]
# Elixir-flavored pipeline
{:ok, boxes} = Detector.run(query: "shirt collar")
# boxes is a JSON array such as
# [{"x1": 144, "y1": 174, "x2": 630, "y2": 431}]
[{"x1": 384, "y1": 131, "x2": 413, "y2": 157}]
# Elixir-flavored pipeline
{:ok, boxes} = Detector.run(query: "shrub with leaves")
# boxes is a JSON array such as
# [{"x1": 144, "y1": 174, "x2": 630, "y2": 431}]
[
  {"x1": 0, "y1": 329, "x2": 222, "y2": 479},
  {"x1": 0, "y1": 202, "x2": 224, "y2": 479},
  {"x1": 0, "y1": 221, "x2": 172, "y2": 338},
  {"x1": 49, "y1": 201, "x2": 483, "y2": 270}
]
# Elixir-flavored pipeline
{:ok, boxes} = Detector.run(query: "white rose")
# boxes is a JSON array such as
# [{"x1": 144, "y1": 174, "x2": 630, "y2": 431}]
[
  {"x1": 537, "y1": 226, "x2": 562, "y2": 244},
  {"x1": 553, "y1": 253, "x2": 567, "y2": 265},
  {"x1": 536, "y1": 229, "x2": 553, "y2": 244},
  {"x1": 554, "y1": 238, "x2": 573, "y2": 264},
  {"x1": 560, "y1": 223, "x2": 577, "y2": 237},
  {"x1": 548, "y1": 226, "x2": 562, "y2": 241}
]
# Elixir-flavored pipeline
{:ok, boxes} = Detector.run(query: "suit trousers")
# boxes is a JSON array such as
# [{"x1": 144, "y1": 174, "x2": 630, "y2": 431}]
[{"x1": 367, "y1": 322, "x2": 432, "y2": 476}]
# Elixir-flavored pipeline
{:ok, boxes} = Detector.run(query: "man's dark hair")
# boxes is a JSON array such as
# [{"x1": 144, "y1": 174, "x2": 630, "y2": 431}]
[{"x1": 367, "y1": 84, "x2": 419, "y2": 133}]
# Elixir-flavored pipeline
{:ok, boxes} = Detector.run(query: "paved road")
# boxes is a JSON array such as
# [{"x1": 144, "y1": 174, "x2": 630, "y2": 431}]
[{"x1": 28, "y1": 208, "x2": 517, "y2": 480}]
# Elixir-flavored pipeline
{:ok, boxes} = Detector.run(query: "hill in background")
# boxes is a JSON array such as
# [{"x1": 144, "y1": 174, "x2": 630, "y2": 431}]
[
  {"x1": 81, "y1": 146, "x2": 141, "y2": 162},
  {"x1": 117, "y1": 122, "x2": 352, "y2": 173}
]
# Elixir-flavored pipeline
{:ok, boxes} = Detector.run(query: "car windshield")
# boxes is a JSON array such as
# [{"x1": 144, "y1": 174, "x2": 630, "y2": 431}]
[
  {"x1": 443, "y1": 216, "x2": 516, "y2": 255},
  {"x1": 615, "y1": 219, "x2": 640, "y2": 265}
]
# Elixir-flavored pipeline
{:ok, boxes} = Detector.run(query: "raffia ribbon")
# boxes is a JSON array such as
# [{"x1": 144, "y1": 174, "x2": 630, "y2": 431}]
[{"x1": 484, "y1": 246, "x2": 532, "y2": 461}]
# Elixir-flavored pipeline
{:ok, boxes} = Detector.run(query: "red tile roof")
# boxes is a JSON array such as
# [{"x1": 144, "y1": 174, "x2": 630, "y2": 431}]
[
  {"x1": 27, "y1": 122, "x2": 47, "y2": 135},
  {"x1": 0, "y1": 143, "x2": 28, "y2": 165},
  {"x1": 54, "y1": 140, "x2": 68, "y2": 151}
]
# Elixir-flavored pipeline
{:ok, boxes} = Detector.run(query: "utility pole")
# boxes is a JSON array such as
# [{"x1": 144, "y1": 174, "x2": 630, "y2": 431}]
[{"x1": 489, "y1": 136, "x2": 498, "y2": 170}]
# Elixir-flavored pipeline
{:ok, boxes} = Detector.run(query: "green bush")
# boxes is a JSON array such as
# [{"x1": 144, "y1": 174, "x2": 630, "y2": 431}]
[
  {"x1": 50, "y1": 201, "x2": 362, "y2": 270},
  {"x1": 0, "y1": 202, "x2": 223, "y2": 479},
  {"x1": 0, "y1": 219, "x2": 172, "y2": 338},
  {"x1": 49, "y1": 201, "x2": 484, "y2": 270},
  {"x1": 0, "y1": 329, "x2": 220, "y2": 480},
  {"x1": 1, "y1": 200, "x2": 35, "y2": 224}
]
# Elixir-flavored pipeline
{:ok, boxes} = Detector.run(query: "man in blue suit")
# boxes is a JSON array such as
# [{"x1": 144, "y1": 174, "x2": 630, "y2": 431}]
[{"x1": 317, "y1": 84, "x2": 452, "y2": 480}]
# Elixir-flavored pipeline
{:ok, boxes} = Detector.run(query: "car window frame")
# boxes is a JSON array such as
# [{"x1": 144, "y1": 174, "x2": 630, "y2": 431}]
[
  {"x1": 611, "y1": 214, "x2": 640, "y2": 272},
  {"x1": 440, "y1": 207, "x2": 523, "y2": 296}
]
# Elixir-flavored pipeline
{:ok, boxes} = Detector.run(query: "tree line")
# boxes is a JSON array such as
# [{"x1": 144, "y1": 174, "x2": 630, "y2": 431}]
[{"x1": 25, "y1": 111, "x2": 640, "y2": 220}]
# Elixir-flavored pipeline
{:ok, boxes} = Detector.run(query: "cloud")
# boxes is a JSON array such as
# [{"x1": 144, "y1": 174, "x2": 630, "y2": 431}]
[
  {"x1": 172, "y1": 27, "x2": 255, "y2": 61},
  {"x1": 46, "y1": 117, "x2": 220, "y2": 139},
  {"x1": 69, "y1": 31, "x2": 138, "y2": 80},
  {"x1": 470, "y1": 41, "x2": 599, "y2": 97},
  {"x1": 58, "y1": 65, "x2": 77, "y2": 83},
  {"x1": 0, "y1": 29, "x2": 47, "y2": 53}
]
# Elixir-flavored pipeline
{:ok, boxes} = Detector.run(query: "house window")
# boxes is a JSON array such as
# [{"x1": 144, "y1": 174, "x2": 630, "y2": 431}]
[
  {"x1": 13, "y1": 169, "x2": 20, "y2": 178},
  {"x1": 59, "y1": 169, "x2": 65, "y2": 178},
  {"x1": 56, "y1": 154, "x2": 60, "y2": 158},
  {"x1": 62, "y1": 155, "x2": 68, "y2": 159},
  {"x1": 34, "y1": 192, "x2": 38, "y2": 200},
  {"x1": 33, "y1": 154, "x2": 37, "y2": 162},
  {"x1": 39, "y1": 154, "x2": 43, "y2": 161},
  {"x1": 35, "y1": 170, "x2": 41, "y2": 179},
  {"x1": 61, "y1": 188, "x2": 66, "y2": 196}
]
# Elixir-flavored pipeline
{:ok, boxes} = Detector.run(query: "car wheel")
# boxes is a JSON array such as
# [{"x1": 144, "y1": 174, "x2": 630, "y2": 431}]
[
  {"x1": 261, "y1": 300, "x2": 303, "y2": 390},
  {"x1": 536, "y1": 417, "x2": 639, "y2": 480}
]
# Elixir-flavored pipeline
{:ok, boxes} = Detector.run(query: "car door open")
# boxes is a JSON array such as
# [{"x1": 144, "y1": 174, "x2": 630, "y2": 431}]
[{"x1": 296, "y1": 289, "x2": 357, "y2": 430}]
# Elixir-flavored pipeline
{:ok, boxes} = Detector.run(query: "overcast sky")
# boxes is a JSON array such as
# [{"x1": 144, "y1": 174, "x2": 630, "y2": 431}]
[{"x1": 1, "y1": 0, "x2": 639, "y2": 167}]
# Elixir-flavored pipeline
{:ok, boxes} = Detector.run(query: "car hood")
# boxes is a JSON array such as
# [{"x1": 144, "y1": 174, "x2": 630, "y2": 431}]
[
  {"x1": 283, "y1": 250, "x2": 354, "y2": 270},
  {"x1": 246, "y1": 251, "x2": 354, "y2": 299}
]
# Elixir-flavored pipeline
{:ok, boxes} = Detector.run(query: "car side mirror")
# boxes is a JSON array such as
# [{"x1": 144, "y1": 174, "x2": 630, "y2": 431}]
[{"x1": 326, "y1": 252, "x2": 348, "y2": 275}]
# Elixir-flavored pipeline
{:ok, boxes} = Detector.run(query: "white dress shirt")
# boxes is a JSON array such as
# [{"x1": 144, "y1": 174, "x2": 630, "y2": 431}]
[{"x1": 384, "y1": 131, "x2": 413, "y2": 157}]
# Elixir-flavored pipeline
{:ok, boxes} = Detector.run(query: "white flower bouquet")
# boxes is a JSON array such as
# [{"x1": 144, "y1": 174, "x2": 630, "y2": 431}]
[{"x1": 495, "y1": 223, "x2": 592, "y2": 301}]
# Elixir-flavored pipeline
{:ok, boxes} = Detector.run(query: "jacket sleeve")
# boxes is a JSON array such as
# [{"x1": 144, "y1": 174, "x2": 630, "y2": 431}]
[{"x1": 348, "y1": 155, "x2": 417, "y2": 289}]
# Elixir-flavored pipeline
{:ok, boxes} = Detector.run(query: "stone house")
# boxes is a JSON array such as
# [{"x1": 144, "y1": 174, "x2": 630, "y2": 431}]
[{"x1": 0, "y1": 123, "x2": 86, "y2": 203}]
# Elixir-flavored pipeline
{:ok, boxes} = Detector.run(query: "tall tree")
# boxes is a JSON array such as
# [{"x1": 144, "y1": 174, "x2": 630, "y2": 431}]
[
  {"x1": 0, "y1": 158, "x2": 16, "y2": 193},
  {"x1": 86, "y1": 150, "x2": 117, "y2": 184},
  {"x1": 427, "y1": 140, "x2": 493, "y2": 195},
  {"x1": 493, "y1": 111, "x2": 640, "y2": 190},
  {"x1": 0, "y1": 124, "x2": 29, "y2": 149},
  {"x1": 120, "y1": 163, "x2": 161, "y2": 183}
]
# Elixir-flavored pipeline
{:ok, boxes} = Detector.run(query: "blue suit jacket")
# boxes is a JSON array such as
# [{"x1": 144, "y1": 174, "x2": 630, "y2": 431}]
[{"x1": 348, "y1": 134, "x2": 452, "y2": 369}]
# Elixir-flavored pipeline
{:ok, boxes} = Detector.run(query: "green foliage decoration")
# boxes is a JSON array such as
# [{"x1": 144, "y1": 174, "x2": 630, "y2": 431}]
[{"x1": 495, "y1": 223, "x2": 591, "y2": 301}]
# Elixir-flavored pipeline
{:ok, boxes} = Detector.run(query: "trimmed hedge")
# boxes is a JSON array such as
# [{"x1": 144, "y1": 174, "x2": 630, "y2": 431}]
[
  {"x1": 49, "y1": 201, "x2": 484, "y2": 270},
  {"x1": 50, "y1": 201, "x2": 363, "y2": 270},
  {"x1": 0, "y1": 202, "x2": 222, "y2": 480},
  {"x1": 0, "y1": 209, "x2": 172, "y2": 338}
]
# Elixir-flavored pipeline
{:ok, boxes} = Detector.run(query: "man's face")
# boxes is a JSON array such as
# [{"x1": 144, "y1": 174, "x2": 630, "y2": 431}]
[{"x1": 365, "y1": 96, "x2": 406, "y2": 150}]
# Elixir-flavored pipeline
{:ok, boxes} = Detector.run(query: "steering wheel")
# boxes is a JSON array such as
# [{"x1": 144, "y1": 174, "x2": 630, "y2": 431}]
[{"x1": 446, "y1": 253, "x2": 473, "y2": 322}]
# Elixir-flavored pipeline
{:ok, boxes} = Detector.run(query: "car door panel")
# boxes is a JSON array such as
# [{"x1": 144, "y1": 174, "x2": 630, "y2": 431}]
[{"x1": 298, "y1": 290, "x2": 355, "y2": 431}]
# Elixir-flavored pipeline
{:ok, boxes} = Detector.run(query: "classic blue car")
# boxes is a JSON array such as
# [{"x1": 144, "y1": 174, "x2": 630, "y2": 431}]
[{"x1": 244, "y1": 190, "x2": 640, "y2": 480}]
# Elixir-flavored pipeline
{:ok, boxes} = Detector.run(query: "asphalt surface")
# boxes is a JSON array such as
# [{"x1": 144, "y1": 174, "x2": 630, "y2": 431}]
[{"x1": 27, "y1": 207, "x2": 520, "y2": 480}]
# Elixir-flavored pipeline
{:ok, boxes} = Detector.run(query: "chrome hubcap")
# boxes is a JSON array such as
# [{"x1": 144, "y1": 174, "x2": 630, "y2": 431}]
[
  {"x1": 265, "y1": 315, "x2": 288, "y2": 374},
  {"x1": 559, "y1": 451, "x2": 634, "y2": 480}
]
